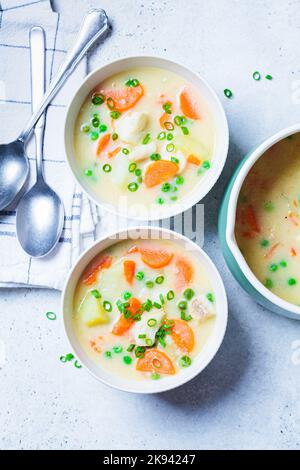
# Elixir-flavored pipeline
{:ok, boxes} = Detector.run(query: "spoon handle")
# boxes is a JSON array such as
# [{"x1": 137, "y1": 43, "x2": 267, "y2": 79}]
[
  {"x1": 30, "y1": 27, "x2": 46, "y2": 180},
  {"x1": 19, "y1": 9, "x2": 109, "y2": 142}
]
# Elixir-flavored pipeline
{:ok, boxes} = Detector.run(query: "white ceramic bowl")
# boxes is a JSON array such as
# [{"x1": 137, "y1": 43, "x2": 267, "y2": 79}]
[
  {"x1": 65, "y1": 55, "x2": 229, "y2": 221},
  {"x1": 62, "y1": 226, "x2": 228, "y2": 393},
  {"x1": 221, "y1": 123, "x2": 300, "y2": 320}
]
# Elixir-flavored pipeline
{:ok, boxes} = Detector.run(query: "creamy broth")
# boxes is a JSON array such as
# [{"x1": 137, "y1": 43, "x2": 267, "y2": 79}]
[
  {"x1": 235, "y1": 133, "x2": 300, "y2": 305},
  {"x1": 73, "y1": 239, "x2": 216, "y2": 381},
  {"x1": 73, "y1": 67, "x2": 215, "y2": 214}
]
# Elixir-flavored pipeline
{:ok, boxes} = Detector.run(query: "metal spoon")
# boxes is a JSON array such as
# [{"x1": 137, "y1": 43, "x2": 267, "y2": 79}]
[
  {"x1": 16, "y1": 27, "x2": 64, "y2": 257},
  {"x1": 0, "y1": 9, "x2": 109, "y2": 210}
]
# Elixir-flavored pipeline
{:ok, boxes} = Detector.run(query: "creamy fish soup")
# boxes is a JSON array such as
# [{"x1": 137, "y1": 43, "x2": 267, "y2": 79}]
[
  {"x1": 74, "y1": 67, "x2": 215, "y2": 213},
  {"x1": 73, "y1": 239, "x2": 216, "y2": 381},
  {"x1": 235, "y1": 133, "x2": 300, "y2": 305}
]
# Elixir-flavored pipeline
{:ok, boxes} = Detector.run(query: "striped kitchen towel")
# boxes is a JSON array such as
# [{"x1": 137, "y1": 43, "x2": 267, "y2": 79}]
[{"x1": 0, "y1": 0, "x2": 99, "y2": 289}]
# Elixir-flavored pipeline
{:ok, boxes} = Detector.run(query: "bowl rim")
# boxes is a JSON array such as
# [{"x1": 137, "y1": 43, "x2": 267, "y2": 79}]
[
  {"x1": 226, "y1": 122, "x2": 300, "y2": 317},
  {"x1": 61, "y1": 225, "x2": 228, "y2": 394},
  {"x1": 64, "y1": 54, "x2": 229, "y2": 222}
]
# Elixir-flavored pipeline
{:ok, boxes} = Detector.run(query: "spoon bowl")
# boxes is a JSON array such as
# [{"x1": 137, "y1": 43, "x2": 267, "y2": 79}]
[
  {"x1": 0, "y1": 140, "x2": 29, "y2": 210},
  {"x1": 16, "y1": 180, "x2": 64, "y2": 257}
]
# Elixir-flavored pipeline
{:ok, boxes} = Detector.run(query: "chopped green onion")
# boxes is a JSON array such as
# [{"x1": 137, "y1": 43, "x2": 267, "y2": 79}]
[
  {"x1": 135, "y1": 346, "x2": 145, "y2": 358},
  {"x1": 136, "y1": 271, "x2": 145, "y2": 280},
  {"x1": 159, "y1": 293, "x2": 165, "y2": 305},
  {"x1": 60, "y1": 356, "x2": 67, "y2": 363},
  {"x1": 123, "y1": 355, "x2": 132, "y2": 365},
  {"x1": 125, "y1": 78, "x2": 140, "y2": 87},
  {"x1": 157, "y1": 197, "x2": 164, "y2": 205},
  {"x1": 181, "y1": 126, "x2": 189, "y2": 135},
  {"x1": 128, "y1": 182, "x2": 139, "y2": 192},
  {"x1": 170, "y1": 195, "x2": 177, "y2": 201},
  {"x1": 103, "y1": 300, "x2": 112, "y2": 312},
  {"x1": 138, "y1": 334, "x2": 146, "y2": 339},
  {"x1": 153, "y1": 302, "x2": 162, "y2": 309},
  {"x1": 279, "y1": 260, "x2": 287, "y2": 268},
  {"x1": 270, "y1": 264, "x2": 278, "y2": 272},
  {"x1": 112, "y1": 132, "x2": 118, "y2": 141},
  {"x1": 99, "y1": 124, "x2": 107, "y2": 133},
  {"x1": 143, "y1": 133, "x2": 151, "y2": 144},
  {"x1": 92, "y1": 117, "x2": 100, "y2": 127},
  {"x1": 80, "y1": 123, "x2": 90, "y2": 133},
  {"x1": 166, "y1": 290, "x2": 175, "y2": 300},
  {"x1": 74, "y1": 360, "x2": 82, "y2": 369},
  {"x1": 181, "y1": 311, "x2": 192, "y2": 321},
  {"x1": 103, "y1": 164, "x2": 112, "y2": 173},
  {"x1": 260, "y1": 239, "x2": 269, "y2": 248},
  {"x1": 91, "y1": 289, "x2": 101, "y2": 299},
  {"x1": 146, "y1": 280, "x2": 154, "y2": 288},
  {"x1": 167, "y1": 133, "x2": 174, "y2": 140},
  {"x1": 135, "y1": 168, "x2": 142, "y2": 177},
  {"x1": 171, "y1": 157, "x2": 179, "y2": 164},
  {"x1": 166, "y1": 143, "x2": 175, "y2": 152},
  {"x1": 288, "y1": 278, "x2": 297, "y2": 286},
  {"x1": 92, "y1": 93, "x2": 105, "y2": 105},
  {"x1": 155, "y1": 275, "x2": 164, "y2": 284},
  {"x1": 176, "y1": 175, "x2": 184, "y2": 185},
  {"x1": 265, "y1": 278, "x2": 273, "y2": 289},
  {"x1": 90, "y1": 131, "x2": 99, "y2": 141},
  {"x1": 163, "y1": 102, "x2": 172, "y2": 114},
  {"x1": 202, "y1": 160, "x2": 211, "y2": 169},
  {"x1": 143, "y1": 299, "x2": 152, "y2": 311},
  {"x1": 183, "y1": 288, "x2": 195, "y2": 301},
  {"x1": 84, "y1": 169, "x2": 93, "y2": 177},
  {"x1": 128, "y1": 162, "x2": 137, "y2": 173},
  {"x1": 264, "y1": 201, "x2": 274, "y2": 212},
  {"x1": 46, "y1": 311, "x2": 57, "y2": 321},
  {"x1": 164, "y1": 121, "x2": 174, "y2": 131},
  {"x1": 127, "y1": 344, "x2": 135, "y2": 352},
  {"x1": 105, "y1": 351, "x2": 112, "y2": 358},
  {"x1": 174, "y1": 115, "x2": 185, "y2": 126},
  {"x1": 150, "y1": 153, "x2": 161, "y2": 161},
  {"x1": 224, "y1": 88, "x2": 233, "y2": 98},
  {"x1": 113, "y1": 345, "x2": 123, "y2": 353},
  {"x1": 206, "y1": 293, "x2": 214, "y2": 303},
  {"x1": 110, "y1": 110, "x2": 121, "y2": 119},
  {"x1": 65, "y1": 353, "x2": 74, "y2": 361},
  {"x1": 157, "y1": 131, "x2": 166, "y2": 140},
  {"x1": 123, "y1": 291, "x2": 132, "y2": 300},
  {"x1": 146, "y1": 339, "x2": 153, "y2": 346},
  {"x1": 147, "y1": 318, "x2": 157, "y2": 327},
  {"x1": 157, "y1": 337, "x2": 166, "y2": 348},
  {"x1": 106, "y1": 97, "x2": 115, "y2": 109},
  {"x1": 178, "y1": 300, "x2": 188, "y2": 310},
  {"x1": 252, "y1": 71, "x2": 261, "y2": 81},
  {"x1": 151, "y1": 372, "x2": 160, "y2": 380},
  {"x1": 161, "y1": 182, "x2": 171, "y2": 192},
  {"x1": 265, "y1": 74, "x2": 273, "y2": 80},
  {"x1": 180, "y1": 355, "x2": 192, "y2": 367},
  {"x1": 122, "y1": 148, "x2": 130, "y2": 155}
]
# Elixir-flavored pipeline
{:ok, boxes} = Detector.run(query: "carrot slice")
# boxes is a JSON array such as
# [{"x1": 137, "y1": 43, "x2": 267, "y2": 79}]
[
  {"x1": 175, "y1": 257, "x2": 194, "y2": 290},
  {"x1": 136, "y1": 349, "x2": 175, "y2": 375},
  {"x1": 140, "y1": 246, "x2": 173, "y2": 269},
  {"x1": 187, "y1": 154, "x2": 201, "y2": 166},
  {"x1": 112, "y1": 297, "x2": 142, "y2": 335},
  {"x1": 82, "y1": 254, "x2": 112, "y2": 286},
  {"x1": 170, "y1": 319, "x2": 195, "y2": 353},
  {"x1": 96, "y1": 133, "x2": 110, "y2": 157},
  {"x1": 124, "y1": 260, "x2": 136, "y2": 284},
  {"x1": 127, "y1": 245, "x2": 139, "y2": 254},
  {"x1": 179, "y1": 87, "x2": 201, "y2": 120},
  {"x1": 264, "y1": 242, "x2": 280, "y2": 260},
  {"x1": 245, "y1": 204, "x2": 260, "y2": 233},
  {"x1": 104, "y1": 84, "x2": 144, "y2": 112},
  {"x1": 291, "y1": 247, "x2": 298, "y2": 257},
  {"x1": 144, "y1": 160, "x2": 179, "y2": 188},
  {"x1": 108, "y1": 146, "x2": 121, "y2": 158}
]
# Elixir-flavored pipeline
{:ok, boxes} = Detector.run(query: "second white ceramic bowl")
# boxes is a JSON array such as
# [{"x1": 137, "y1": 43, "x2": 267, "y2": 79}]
[
  {"x1": 62, "y1": 226, "x2": 228, "y2": 393},
  {"x1": 65, "y1": 56, "x2": 229, "y2": 221}
]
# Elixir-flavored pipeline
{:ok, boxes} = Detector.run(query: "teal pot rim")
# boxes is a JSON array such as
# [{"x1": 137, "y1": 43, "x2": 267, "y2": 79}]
[{"x1": 222, "y1": 123, "x2": 300, "y2": 319}]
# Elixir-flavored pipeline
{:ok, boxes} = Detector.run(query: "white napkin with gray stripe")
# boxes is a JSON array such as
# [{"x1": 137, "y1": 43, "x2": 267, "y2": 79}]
[{"x1": 0, "y1": 0, "x2": 98, "y2": 289}]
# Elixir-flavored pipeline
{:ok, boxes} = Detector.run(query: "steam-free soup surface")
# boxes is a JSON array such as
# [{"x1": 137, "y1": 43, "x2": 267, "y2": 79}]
[
  {"x1": 235, "y1": 133, "x2": 300, "y2": 305},
  {"x1": 73, "y1": 239, "x2": 216, "y2": 382},
  {"x1": 74, "y1": 67, "x2": 215, "y2": 216}
]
